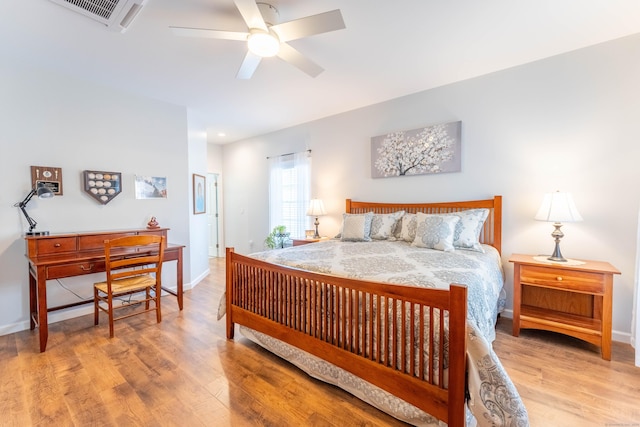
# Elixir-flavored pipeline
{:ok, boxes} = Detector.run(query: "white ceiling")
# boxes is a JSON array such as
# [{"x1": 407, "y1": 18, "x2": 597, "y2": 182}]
[{"x1": 2, "y1": 1, "x2": 640, "y2": 144}]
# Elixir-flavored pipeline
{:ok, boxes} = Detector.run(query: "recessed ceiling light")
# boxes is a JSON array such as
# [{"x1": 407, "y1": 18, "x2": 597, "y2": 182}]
[{"x1": 217, "y1": 132, "x2": 226, "y2": 137}]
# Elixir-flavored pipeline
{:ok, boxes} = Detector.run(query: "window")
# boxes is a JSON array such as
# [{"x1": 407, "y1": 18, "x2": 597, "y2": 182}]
[{"x1": 268, "y1": 151, "x2": 311, "y2": 239}]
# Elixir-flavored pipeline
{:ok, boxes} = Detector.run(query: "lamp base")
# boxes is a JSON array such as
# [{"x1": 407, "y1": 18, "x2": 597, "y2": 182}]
[
  {"x1": 25, "y1": 230, "x2": 49, "y2": 236},
  {"x1": 547, "y1": 223, "x2": 566, "y2": 262},
  {"x1": 313, "y1": 217, "x2": 320, "y2": 239}
]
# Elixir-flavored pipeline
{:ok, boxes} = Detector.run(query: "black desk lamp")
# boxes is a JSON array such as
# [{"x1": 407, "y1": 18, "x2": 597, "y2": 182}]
[{"x1": 14, "y1": 183, "x2": 54, "y2": 235}]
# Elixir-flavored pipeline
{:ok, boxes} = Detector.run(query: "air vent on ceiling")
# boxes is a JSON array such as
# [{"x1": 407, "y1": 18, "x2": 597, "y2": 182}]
[{"x1": 48, "y1": 0, "x2": 147, "y2": 33}]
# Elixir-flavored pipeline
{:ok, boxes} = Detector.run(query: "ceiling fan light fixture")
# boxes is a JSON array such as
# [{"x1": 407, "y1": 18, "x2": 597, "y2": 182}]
[{"x1": 247, "y1": 30, "x2": 280, "y2": 57}]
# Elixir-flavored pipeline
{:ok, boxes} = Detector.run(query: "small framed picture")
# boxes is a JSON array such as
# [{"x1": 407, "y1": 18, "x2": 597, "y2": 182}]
[
  {"x1": 305, "y1": 229, "x2": 315, "y2": 239},
  {"x1": 134, "y1": 175, "x2": 167, "y2": 199},
  {"x1": 193, "y1": 174, "x2": 206, "y2": 214}
]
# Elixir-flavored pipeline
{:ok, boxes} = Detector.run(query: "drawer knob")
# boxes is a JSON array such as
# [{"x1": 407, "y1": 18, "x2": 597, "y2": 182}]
[
  {"x1": 54, "y1": 243, "x2": 61, "y2": 248},
  {"x1": 80, "y1": 264, "x2": 94, "y2": 271},
  {"x1": 556, "y1": 276, "x2": 563, "y2": 281}
]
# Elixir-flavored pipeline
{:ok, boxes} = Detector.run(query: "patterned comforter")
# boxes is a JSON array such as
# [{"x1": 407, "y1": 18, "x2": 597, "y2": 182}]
[
  {"x1": 250, "y1": 239, "x2": 506, "y2": 342},
  {"x1": 235, "y1": 239, "x2": 529, "y2": 426}
]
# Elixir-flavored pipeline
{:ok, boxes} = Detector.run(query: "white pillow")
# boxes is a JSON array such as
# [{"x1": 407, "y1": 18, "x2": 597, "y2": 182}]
[
  {"x1": 398, "y1": 213, "x2": 417, "y2": 242},
  {"x1": 447, "y1": 209, "x2": 490, "y2": 253},
  {"x1": 411, "y1": 213, "x2": 460, "y2": 252},
  {"x1": 340, "y1": 212, "x2": 374, "y2": 242},
  {"x1": 370, "y1": 211, "x2": 405, "y2": 240}
]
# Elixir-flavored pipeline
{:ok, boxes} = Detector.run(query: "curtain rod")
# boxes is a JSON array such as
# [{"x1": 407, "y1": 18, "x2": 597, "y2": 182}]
[{"x1": 266, "y1": 149, "x2": 311, "y2": 159}]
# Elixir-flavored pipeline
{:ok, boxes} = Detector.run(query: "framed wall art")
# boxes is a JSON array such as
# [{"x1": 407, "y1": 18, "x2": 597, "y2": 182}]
[
  {"x1": 193, "y1": 174, "x2": 206, "y2": 214},
  {"x1": 31, "y1": 166, "x2": 63, "y2": 195},
  {"x1": 134, "y1": 175, "x2": 167, "y2": 199},
  {"x1": 371, "y1": 121, "x2": 462, "y2": 178},
  {"x1": 83, "y1": 170, "x2": 121, "y2": 204}
]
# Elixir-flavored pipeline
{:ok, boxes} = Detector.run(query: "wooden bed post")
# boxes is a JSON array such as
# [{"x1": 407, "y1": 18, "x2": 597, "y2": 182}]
[
  {"x1": 448, "y1": 284, "x2": 468, "y2": 427},
  {"x1": 493, "y1": 195, "x2": 502, "y2": 255},
  {"x1": 226, "y1": 247, "x2": 235, "y2": 340}
]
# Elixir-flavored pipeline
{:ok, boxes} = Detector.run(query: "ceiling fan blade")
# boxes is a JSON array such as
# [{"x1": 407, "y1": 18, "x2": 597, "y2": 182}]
[
  {"x1": 234, "y1": 0, "x2": 268, "y2": 31},
  {"x1": 277, "y1": 43, "x2": 324, "y2": 78},
  {"x1": 236, "y1": 51, "x2": 262, "y2": 79},
  {"x1": 272, "y1": 9, "x2": 345, "y2": 42},
  {"x1": 170, "y1": 26, "x2": 248, "y2": 41}
]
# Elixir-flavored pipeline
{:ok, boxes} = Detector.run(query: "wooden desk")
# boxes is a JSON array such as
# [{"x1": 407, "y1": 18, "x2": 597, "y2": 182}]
[{"x1": 25, "y1": 228, "x2": 185, "y2": 352}]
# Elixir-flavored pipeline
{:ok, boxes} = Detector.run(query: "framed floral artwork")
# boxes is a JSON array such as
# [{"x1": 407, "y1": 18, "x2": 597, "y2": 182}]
[{"x1": 371, "y1": 121, "x2": 461, "y2": 178}]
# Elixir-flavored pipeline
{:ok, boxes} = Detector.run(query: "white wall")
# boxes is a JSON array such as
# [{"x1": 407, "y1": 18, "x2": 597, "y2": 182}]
[
  {"x1": 187, "y1": 111, "x2": 211, "y2": 284},
  {"x1": 222, "y1": 33, "x2": 640, "y2": 342},
  {"x1": 0, "y1": 58, "x2": 203, "y2": 335}
]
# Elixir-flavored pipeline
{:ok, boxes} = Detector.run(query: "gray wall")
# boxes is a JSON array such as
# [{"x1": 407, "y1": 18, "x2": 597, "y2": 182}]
[{"x1": 222, "y1": 33, "x2": 640, "y2": 342}]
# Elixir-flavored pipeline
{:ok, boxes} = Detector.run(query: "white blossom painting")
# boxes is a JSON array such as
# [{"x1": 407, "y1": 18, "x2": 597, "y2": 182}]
[{"x1": 371, "y1": 121, "x2": 461, "y2": 178}]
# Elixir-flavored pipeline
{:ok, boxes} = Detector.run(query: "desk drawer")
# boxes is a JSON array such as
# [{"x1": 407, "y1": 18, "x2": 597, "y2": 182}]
[
  {"x1": 79, "y1": 233, "x2": 135, "y2": 251},
  {"x1": 36, "y1": 237, "x2": 77, "y2": 255},
  {"x1": 47, "y1": 261, "x2": 105, "y2": 279},
  {"x1": 520, "y1": 265, "x2": 605, "y2": 294}
]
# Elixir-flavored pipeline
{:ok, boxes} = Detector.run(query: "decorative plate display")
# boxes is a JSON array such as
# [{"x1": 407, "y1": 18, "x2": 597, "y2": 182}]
[{"x1": 83, "y1": 170, "x2": 122, "y2": 204}]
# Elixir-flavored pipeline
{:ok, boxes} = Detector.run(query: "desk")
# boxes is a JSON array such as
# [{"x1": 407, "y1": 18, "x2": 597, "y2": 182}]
[{"x1": 25, "y1": 228, "x2": 184, "y2": 352}]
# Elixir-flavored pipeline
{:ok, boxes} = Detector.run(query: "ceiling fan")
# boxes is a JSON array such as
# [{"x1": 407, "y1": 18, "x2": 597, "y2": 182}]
[{"x1": 170, "y1": 0, "x2": 346, "y2": 79}]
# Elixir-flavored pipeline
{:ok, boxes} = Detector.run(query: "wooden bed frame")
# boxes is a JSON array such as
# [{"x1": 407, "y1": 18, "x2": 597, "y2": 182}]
[{"x1": 226, "y1": 196, "x2": 502, "y2": 426}]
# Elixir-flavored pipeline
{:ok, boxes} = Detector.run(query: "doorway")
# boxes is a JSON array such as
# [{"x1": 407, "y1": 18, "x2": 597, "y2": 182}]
[{"x1": 207, "y1": 173, "x2": 221, "y2": 257}]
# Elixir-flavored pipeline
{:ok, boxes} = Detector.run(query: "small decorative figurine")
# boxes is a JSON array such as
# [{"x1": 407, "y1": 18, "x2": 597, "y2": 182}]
[{"x1": 147, "y1": 216, "x2": 160, "y2": 229}]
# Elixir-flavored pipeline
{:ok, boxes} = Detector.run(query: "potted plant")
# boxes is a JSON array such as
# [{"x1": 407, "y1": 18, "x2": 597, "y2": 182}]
[{"x1": 264, "y1": 225, "x2": 290, "y2": 249}]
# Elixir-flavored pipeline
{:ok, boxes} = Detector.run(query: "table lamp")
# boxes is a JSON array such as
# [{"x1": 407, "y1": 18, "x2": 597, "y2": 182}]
[
  {"x1": 14, "y1": 182, "x2": 54, "y2": 235},
  {"x1": 534, "y1": 191, "x2": 582, "y2": 262},
  {"x1": 306, "y1": 199, "x2": 326, "y2": 239}
]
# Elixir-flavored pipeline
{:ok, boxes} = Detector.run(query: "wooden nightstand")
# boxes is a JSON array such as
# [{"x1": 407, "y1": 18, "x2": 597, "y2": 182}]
[
  {"x1": 509, "y1": 254, "x2": 620, "y2": 360},
  {"x1": 291, "y1": 238, "x2": 321, "y2": 246}
]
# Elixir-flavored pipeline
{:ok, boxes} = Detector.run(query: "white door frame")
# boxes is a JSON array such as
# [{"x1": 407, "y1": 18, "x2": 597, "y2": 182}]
[{"x1": 207, "y1": 173, "x2": 220, "y2": 257}]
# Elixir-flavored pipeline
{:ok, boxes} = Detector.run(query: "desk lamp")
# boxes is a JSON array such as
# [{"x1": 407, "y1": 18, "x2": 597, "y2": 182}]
[
  {"x1": 306, "y1": 199, "x2": 326, "y2": 239},
  {"x1": 14, "y1": 182, "x2": 54, "y2": 235},
  {"x1": 535, "y1": 191, "x2": 582, "y2": 262}
]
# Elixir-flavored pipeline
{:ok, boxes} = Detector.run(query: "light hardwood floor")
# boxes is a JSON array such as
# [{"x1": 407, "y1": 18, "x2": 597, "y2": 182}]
[{"x1": 1, "y1": 257, "x2": 639, "y2": 426}]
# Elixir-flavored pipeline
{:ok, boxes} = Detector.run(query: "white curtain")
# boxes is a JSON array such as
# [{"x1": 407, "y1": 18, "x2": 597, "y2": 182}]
[{"x1": 268, "y1": 151, "x2": 311, "y2": 239}]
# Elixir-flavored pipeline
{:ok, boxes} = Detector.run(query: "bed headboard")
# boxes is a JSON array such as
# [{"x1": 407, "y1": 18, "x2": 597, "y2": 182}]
[{"x1": 345, "y1": 195, "x2": 502, "y2": 255}]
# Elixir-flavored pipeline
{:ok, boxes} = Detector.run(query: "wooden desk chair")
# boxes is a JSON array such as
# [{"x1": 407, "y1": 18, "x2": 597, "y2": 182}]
[{"x1": 94, "y1": 235, "x2": 165, "y2": 338}]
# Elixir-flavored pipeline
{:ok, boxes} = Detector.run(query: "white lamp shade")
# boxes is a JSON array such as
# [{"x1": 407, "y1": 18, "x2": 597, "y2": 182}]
[
  {"x1": 306, "y1": 199, "x2": 326, "y2": 216},
  {"x1": 535, "y1": 191, "x2": 583, "y2": 223}
]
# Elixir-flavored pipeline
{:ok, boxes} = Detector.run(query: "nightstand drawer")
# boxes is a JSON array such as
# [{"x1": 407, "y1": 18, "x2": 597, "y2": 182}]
[{"x1": 520, "y1": 265, "x2": 605, "y2": 294}]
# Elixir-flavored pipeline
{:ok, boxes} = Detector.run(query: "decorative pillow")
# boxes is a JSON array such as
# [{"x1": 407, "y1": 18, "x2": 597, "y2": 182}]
[
  {"x1": 370, "y1": 211, "x2": 405, "y2": 240},
  {"x1": 340, "y1": 212, "x2": 374, "y2": 242},
  {"x1": 411, "y1": 213, "x2": 460, "y2": 252},
  {"x1": 447, "y1": 209, "x2": 490, "y2": 253},
  {"x1": 398, "y1": 213, "x2": 417, "y2": 242}
]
